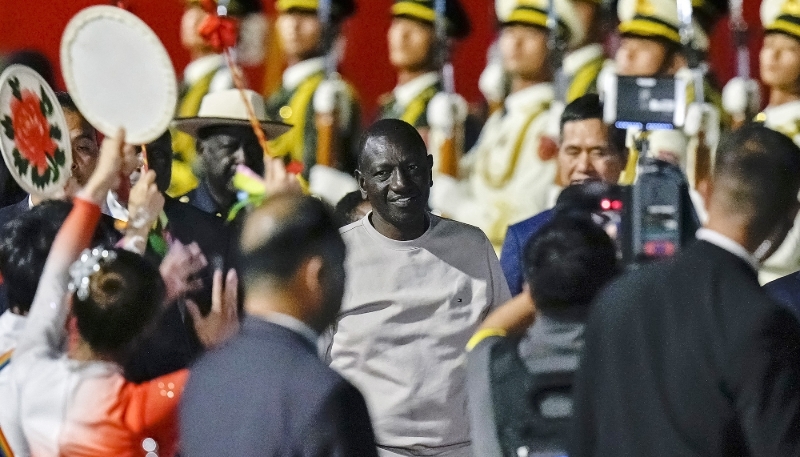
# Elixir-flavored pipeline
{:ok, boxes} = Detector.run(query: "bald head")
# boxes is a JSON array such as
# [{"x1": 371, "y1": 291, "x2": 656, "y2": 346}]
[{"x1": 239, "y1": 193, "x2": 345, "y2": 289}]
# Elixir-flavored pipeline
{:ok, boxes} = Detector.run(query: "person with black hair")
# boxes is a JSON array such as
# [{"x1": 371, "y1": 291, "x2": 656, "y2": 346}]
[
  {"x1": 181, "y1": 193, "x2": 379, "y2": 457},
  {"x1": 572, "y1": 124, "x2": 800, "y2": 456},
  {"x1": 3, "y1": 129, "x2": 240, "y2": 457},
  {"x1": 333, "y1": 189, "x2": 371, "y2": 227},
  {"x1": 466, "y1": 214, "x2": 618, "y2": 456},
  {"x1": 326, "y1": 119, "x2": 510, "y2": 457},
  {"x1": 500, "y1": 94, "x2": 625, "y2": 296}
]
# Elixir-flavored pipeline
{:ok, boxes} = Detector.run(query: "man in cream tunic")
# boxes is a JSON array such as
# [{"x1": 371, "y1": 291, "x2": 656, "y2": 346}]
[{"x1": 431, "y1": 0, "x2": 585, "y2": 249}]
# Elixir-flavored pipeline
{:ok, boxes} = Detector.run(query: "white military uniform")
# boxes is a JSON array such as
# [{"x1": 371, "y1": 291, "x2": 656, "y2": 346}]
[{"x1": 431, "y1": 83, "x2": 556, "y2": 249}]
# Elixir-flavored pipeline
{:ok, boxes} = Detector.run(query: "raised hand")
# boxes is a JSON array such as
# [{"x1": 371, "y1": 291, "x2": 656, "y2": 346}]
[
  {"x1": 80, "y1": 128, "x2": 137, "y2": 204},
  {"x1": 159, "y1": 240, "x2": 207, "y2": 305},
  {"x1": 264, "y1": 156, "x2": 301, "y2": 196},
  {"x1": 186, "y1": 269, "x2": 239, "y2": 348}
]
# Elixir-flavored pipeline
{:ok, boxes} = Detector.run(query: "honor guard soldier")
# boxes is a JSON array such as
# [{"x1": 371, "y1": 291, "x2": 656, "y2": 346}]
[
  {"x1": 378, "y1": 0, "x2": 471, "y2": 137},
  {"x1": 728, "y1": 0, "x2": 800, "y2": 283},
  {"x1": 265, "y1": 0, "x2": 361, "y2": 204},
  {"x1": 430, "y1": 0, "x2": 585, "y2": 250},
  {"x1": 171, "y1": 0, "x2": 262, "y2": 198}
]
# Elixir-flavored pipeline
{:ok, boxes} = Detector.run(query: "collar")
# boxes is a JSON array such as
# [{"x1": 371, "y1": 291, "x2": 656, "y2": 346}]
[
  {"x1": 183, "y1": 54, "x2": 226, "y2": 85},
  {"x1": 106, "y1": 192, "x2": 128, "y2": 222},
  {"x1": 393, "y1": 72, "x2": 440, "y2": 108},
  {"x1": 563, "y1": 44, "x2": 605, "y2": 76},
  {"x1": 504, "y1": 82, "x2": 555, "y2": 113},
  {"x1": 696, "y1": 228, "x2": 760, "y2": 272},
  {"x1": 27, "y1": 195, "x2": 34, "y2": 209},
  {"x1": 260, "y1": 312, "x2": 319, "y2": 348},
  {"x1": 283, "y1": 57, "x2": 326, "y2": 91},
  {"x1": 762, "y1": 100, "x2": 800, "y2": 128}
]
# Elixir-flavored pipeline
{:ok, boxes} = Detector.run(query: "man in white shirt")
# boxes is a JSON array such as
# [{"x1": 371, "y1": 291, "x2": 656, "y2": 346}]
[{"x1": 327, "y1": 119, "x2": 511, "y2": 457}]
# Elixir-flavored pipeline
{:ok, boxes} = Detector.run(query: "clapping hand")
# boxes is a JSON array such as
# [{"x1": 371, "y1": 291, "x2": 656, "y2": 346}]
[{"x1": 159, "y1": 241, "x2": 208, "y2": 305}]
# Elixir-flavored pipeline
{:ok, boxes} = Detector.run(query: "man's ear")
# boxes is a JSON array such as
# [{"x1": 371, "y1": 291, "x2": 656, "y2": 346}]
[
  {"x1": 299, "y1": 256, "x2": 325, "y2": 308},
  {"x1": 668, "y1": 53, "x2": 688, "y2": 75},
  {"x1": 355, "y1": 169, "x2": 368, "y2": 200}
]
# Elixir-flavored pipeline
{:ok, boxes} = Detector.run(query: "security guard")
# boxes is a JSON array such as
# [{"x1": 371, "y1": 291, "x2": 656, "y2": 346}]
[
  {"x1": 378, "y1": 0, "x2": 471, "y2": 136},
  {"x1": 430, "y1": 0, "x2": 584, "y2": 250},
  {"x1": 171, "y1": 0, "x2": 261, "y2": 198},
  {"x1": 265, "y1": 0, "x2": 360, "y2": 181}
]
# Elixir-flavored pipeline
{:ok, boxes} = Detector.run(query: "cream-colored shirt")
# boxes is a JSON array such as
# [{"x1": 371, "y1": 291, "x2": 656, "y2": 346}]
[
  {"x1": 430, "y1": 83, "x2": 556, "y2": 249},
  {"x1": 327, "y1": 213, "x2": 511, "y2": 456}
]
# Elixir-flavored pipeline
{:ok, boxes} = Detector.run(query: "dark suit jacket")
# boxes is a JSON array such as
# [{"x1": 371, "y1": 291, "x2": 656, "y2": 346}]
[
  {"x1": 764, "y1": 272, "x2": 800, "y2": 320},
  {"x1": 500, "y1": 209, "x2": 554, "y2": 296},
  {"x1": 123, "y1": 196, "x2": 235, "y2": 383},
  {"x1": 181, "y1": 317, "x2": 379, "y2": 457},
  {"x1": 0, "y1": 197, "x2": 29, "y2": 313},
  {"x1": 572, "y1": 240, "x2": 800, "y2": 457}
]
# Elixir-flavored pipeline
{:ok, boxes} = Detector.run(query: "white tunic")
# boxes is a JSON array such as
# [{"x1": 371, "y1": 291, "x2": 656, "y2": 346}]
[
  {"x1": 430, "y1": 83, "x2": 556, "y2": 249},
  {"x1": 327, "y1": 213, "x2": 511, "y2": 456}
]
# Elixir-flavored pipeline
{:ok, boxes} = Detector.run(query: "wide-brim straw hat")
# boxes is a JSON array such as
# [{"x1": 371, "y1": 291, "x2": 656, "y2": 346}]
[{"x1": 173, "y1": 88, "x2": 292, "y2": 139}]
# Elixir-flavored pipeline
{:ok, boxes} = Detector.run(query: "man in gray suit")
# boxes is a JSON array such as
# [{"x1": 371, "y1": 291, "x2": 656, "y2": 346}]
[{"x1": 180, "y1": 193, "x2": 379, "y2": 457}]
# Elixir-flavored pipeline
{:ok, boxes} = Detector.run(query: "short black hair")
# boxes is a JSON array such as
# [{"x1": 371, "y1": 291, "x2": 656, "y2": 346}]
[
  {"x1": 713, "y1": 125, "x2": 800, "y2": 230},
  {"x1": 72, "y1": 248, "x2": 165, "y2": 355},
  {"x1": 55, "y1": 91, "x2": 78, "y2": 113},
  {"x1": 523, "y1": 215, "x2": 618, "y2": 312},
  {"x1": 334, "y1": 190, "x2": 368, "y2": 227},
  {"x1": 0, "y1": 201, "x2": 117, "y2": 313},
  {"x1": 239, "y1": 194, "x2": 345, "y2": 286},
  {"x1": 560, "y1": 94, "x2": 604, "y2": 134},
  {"x1": 4, "y1": 50, "x2": 55, "y2": 88},
  {"x1": 357, "y1": 118, "x2": 427, "y2": 171}
]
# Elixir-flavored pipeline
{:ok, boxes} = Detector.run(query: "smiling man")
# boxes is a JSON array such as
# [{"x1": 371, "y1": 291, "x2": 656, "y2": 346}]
[
  {"x1": 499, "y1": 94, "x2": 625, "y2": 296},
  {"x1": 326, "y1": 118, "x2": 510, "y2": 457}
]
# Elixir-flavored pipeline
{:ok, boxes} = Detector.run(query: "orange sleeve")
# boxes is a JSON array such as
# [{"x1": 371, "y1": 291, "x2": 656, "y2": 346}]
[{"x1": 123, "y1": 369, "x2": 189, "y2": 457}]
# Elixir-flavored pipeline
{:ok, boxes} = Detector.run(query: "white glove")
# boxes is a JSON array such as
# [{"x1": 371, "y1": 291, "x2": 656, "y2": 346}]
[
  {"x1": 722, "y1": 76, "x2": 760, "y2": 117},
  {"x1": 478, "y1": 61, "x2": 507, "y2": 104},
  {"x1": 427, "y1": 92, "x2": 468, "y2": 133},
  {"x1": 309, "y1": 164, "x2": 358, "y2": 206},
  {"x1": 313, "y1": 78, "x2": 352, "y2": 128}
]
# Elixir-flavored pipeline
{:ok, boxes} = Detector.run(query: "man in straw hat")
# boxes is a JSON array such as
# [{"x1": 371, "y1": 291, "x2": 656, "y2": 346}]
[
  {"x1": 171, "y1": 0, "x2": 263, "y2": 198},
  {"x1": 430, "y1": 0, "x2": 585, "y2": 251},
  {"x1": 265, "y1": 0, "x2": 361, "y2": 181},
  {"x1": 173, "y1": 88, "x2": 291, "y2": 219}
]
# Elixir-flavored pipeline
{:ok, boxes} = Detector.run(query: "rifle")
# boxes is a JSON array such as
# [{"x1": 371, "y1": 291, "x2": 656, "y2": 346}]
[
  {"x1": 314, "y1": 0, "x2": 341, "y2": 168},
  {"x1": 677, "y1": 0, "x2": 712, "y2": 190},
  {"x1": 547, "y1": 0, "x2": 570, "y2": 186},
  {"x1": 433, "y1": 0, "x2": 462, "y2": 177},
  {"x1": 730, "y1": 0, "x2": 753, "y2": 127}
]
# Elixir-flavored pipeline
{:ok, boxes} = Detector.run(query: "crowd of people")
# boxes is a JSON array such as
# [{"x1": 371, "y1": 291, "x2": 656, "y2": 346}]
[{"x1": 2, "y1": 0, "x2": 800, "y2": 456}]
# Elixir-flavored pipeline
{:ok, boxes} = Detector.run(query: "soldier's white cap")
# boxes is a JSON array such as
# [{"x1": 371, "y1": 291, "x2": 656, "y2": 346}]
[
  {"x1": 762, "y1": 0, "x2": 800, "y2": 41},
  {"x1": 617, "y1": 0, "x2": 709, "y2": 51},
  {"x1": 502, "y1": 0, "x2": 585, "y2": 48},
  {"x1": 496, "y1": 0, "x2": 516, "y2": 22}
]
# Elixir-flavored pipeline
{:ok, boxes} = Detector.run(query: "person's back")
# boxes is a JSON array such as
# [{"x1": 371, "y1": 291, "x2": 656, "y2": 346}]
[
  {"x1": 572, "y1": 125, "x2": 800, "y2": 456},
  {"x1": 181, "y1": 193, "x2": 378, "y2": 457}
]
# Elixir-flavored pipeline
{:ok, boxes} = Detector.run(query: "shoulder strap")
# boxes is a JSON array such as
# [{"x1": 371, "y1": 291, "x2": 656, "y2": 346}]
[
  {"x1": 401, "y1": 85, "x2": 439, "y2": 128},
  {"x1": 0, "y1": 349, "x2": 12, "y2": 372},
  {"x1": 0, "y1": 425, "x2": 14, "y2": 457},
  {"x1": 268, "y1": 72, "x2": 326, "y2": 163},
  {"x1": 566, "y1": 55, "x2": 605, "y2": 103}
]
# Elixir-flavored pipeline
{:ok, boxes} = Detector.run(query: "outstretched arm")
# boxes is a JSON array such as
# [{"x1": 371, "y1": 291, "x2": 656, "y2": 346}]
[{"x1": 15, "y1": 129, "x2": 135, "y2": 360}]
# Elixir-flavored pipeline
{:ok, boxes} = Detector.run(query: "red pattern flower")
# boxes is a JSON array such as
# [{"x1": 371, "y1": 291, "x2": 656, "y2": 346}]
[{"x1": 10, "y1": 89, "x2": 56, "y2": 174}]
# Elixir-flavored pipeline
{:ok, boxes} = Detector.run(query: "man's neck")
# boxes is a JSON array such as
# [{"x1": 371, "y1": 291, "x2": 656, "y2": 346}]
[
  {"x1": 509, "y1": 76, "x2": 547, "y2": 95},
  {"x1": 768, "y1": 88, "x2": 800, "y2": 108},
  {"x1": 206, "y1": 181, "x2": 234, "y2": 214},
  {"x1": 246, "y1": 291, "x2": 322, "y2": 333},
  {"x1": 370, "y1": 212, "x2": 428, "y2": 241},
  {"x1": 704, "y1": 214, "x2": 757, "y2": 254},
  {"x1": 397, "y1": 67, "x2": 434, "y2": 86}
]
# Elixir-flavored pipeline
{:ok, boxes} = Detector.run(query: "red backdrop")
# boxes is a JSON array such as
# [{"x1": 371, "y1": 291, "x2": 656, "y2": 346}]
[{"x1": 0, "y1": 0, "x2": 763, "y2": 118}]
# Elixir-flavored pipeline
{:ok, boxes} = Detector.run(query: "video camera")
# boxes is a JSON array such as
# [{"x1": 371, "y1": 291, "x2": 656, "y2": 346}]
[
  {"x1": 603, "y1": 75, "x2": 689, "y2": 131},
  {"x1": 554, "y1": 164, "x2": 699, "y2": 267}
]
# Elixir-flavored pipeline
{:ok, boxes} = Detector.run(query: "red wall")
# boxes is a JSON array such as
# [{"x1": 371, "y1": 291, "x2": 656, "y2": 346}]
[{"x1": 0, "y1": 0, "x2": 762, "y2": 117}]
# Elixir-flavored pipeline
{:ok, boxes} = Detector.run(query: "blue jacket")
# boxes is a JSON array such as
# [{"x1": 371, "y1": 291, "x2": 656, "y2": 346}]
[
  {"x1": 500, "y1": 209, "x2": 554, "y2": 296},
  {"x1": 764, "y1": 271, "x2": 800, "y2": 320}
]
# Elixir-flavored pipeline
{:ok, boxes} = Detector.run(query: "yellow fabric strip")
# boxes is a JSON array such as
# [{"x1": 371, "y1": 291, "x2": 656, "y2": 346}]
[
  {"x1": 466, "y1": 328, "x2": 508, "y2": 351},
  {"x1": 767, "y1": 19, "x2": 800, "y2": 41},
  {"x1": 392, "y1": 2, "x2": 436, "y2": 23},
  {"x1": 506, "y1": 8, "x2": 548, "y2": 29},
  {"x1": 277, "y1": 0, "x2": 319, "y2": 12},
  {"x1": 619, "y1": 19, "x2": 681, "y2": 45},
  {"x1": 566, "y1": 55, "x2": 605, "y2": 103},
  {"x1": 268, "y1": 72, "x2": 326, "y2": 163},
  {"x1": 401, "y1": 85, "x2": 439, "y2": 127}
]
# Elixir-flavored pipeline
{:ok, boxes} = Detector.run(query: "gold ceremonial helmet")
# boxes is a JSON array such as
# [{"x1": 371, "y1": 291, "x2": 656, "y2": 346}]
[
  {"x1": 502, "y1": 0, "x2": 585, "y2": 48},
  {"x1": 762, "y1": 0, "x2": 800, "y2": 41}
]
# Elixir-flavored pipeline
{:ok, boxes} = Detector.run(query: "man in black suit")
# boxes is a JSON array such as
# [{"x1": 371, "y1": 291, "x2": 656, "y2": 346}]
[
  {"x1": 571, "y1": 125, "x2": 800, "y2": 456},
  {"x1": 181, "y1": 193, "x2": 378, "y2": 457}
]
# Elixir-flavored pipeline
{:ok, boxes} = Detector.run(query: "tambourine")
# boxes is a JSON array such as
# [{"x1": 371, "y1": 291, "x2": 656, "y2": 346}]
[
  {"x1": 61, "y1": 5, "x2": 178, "y2": 145},
  {"x1": 0, "y1": 65, "x2": 73, "y2": 198}
]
